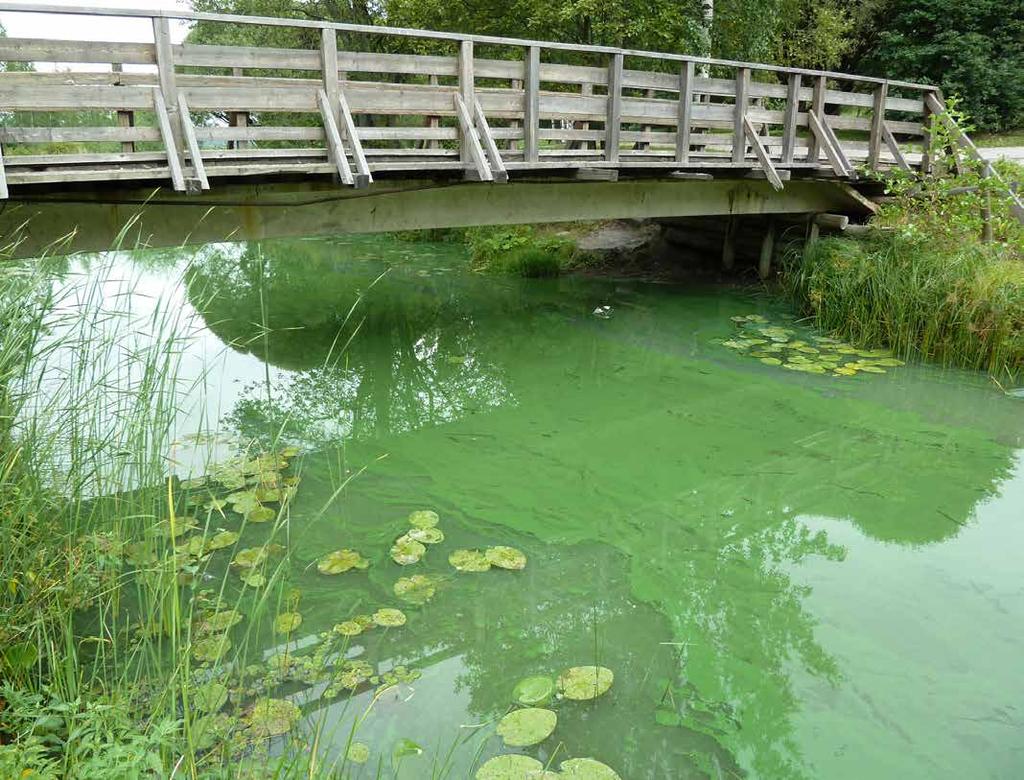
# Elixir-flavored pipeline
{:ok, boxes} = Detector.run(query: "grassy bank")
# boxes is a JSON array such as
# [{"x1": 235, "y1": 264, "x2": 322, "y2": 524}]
[
  {"x1": 785, "y1": 157, "x2": 1024, "y2": 382},
  {"x1": 0, "y1": 253, "x2": 367, "y2": 778}
]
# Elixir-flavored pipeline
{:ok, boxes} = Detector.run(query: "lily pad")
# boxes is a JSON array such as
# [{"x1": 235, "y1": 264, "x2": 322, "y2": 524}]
[
  {"x1": 318, "y1": 549, "x2": 370, "y2": 574},
  {"x1": 496, "y1": 707, "x2": 557, "y2": 747},
  {"x1": 485, "y1": 546, "x2": 527, "y2": 571},
  {"x1": 476, "y1": 755, "x2": 544, "y2": 780},
  {"x1": 390, "y1": 536, "x2": 426, "y2": 565},
  {"x1": 245, "y1": 698, "x2": 301, "y2": 739},
  {"x1": 393, "y1": 575, "x2": 436, "y2": 605},
  {"x1": 759, "y1": 357, "x2": 783, "y2": 366},
  {"x1": 372, "y1": 608, "x2": 407, "y2": 627},
  {"x1": 333, "y1": 620, "x2": 364, "y2": 637},
  {"x1": 347, "y1": 741, "x2": 370, "y2": 764},
  {"x1": 336, "y1": 659, "x2": 374, "y2": 690},
  {"x1": 449, "y1": 549, "x2": 491, "y2": 572},
  {"x1": 206, "y1": 530, "x2": 239, "y2": 551},
  {"x1": 512, "y1": 675, "x2": 555, "y2": 706},
  {"x1": 240, "y1": 572, "x2": 266, "y2": 588},
  {"x1": 196, "y1": 609, "x2": 243, "y2": 635},
  {"x1": 407, "y1": 509, "x2": 440, "y2": 529},
  {"x1": 407, "y1": 526, "x2": 445, "y2": 544},
  {"x1": 246, "y1": 507, "x2": 276, "y2": 524},
  {"x1": 559, "y1": 758, "x2": 623, "y2": 780},
  {"x1": 232, "y1": 547, "x2": 268, "y2": 568},
  {"x1": 193, "y1": 635, "x2": 231, "y2": 663},
  {"x1": 557, "y1": 666, "x2": 614, "y2": 701},
  {"x1": 193, "y1": 681, "x2": 228, "y2": 713},
  {"x1": 274, "y1": 612, "x2": 302, "y2": 634}
]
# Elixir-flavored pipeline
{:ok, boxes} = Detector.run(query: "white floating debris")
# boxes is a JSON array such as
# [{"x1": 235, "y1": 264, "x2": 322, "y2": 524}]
[{"x1": 592, "y1": 305, "x2": 613, "y2": 319}]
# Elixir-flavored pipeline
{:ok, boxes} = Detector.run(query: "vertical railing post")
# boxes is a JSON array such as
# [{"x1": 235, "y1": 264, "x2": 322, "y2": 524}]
[
  {"x1": 868, "y1": 81, "x2": 888, "y2": 171},
  {"x1": 781, "y1": 73, "x2": 800, "y2": 164},
  {"x1": 524, "y1": 46, "x2": 540, "y2": 164},
  {"x1": 111, "y1": 63, "x2": 136, "y2": 154},
  {"x1": 605, "y1": 52, "x2": 623, "y2": 163},
  {"x1": 458, "y1": 40, "x2": 475, "y2": 166},
  {"x1": 806, "y1": 75, "x2": 826, "y2": 162},
  {"x1": 320, "y1": 27, "x2": 346, "y2": 175},
  {"x1": 152, "y1": 16, "x2": 186, "y2": 176},
  {"x1": 427, "y1": 74, "x2": 441, "y2": 149},
  {"x1": 229, "y1": 67, "x2": 250, "y2": 150},
  {"x1": 509, "y1": 77, "x2": 523, "y2": 151},
  {"x1": 676, "y1": 61, "x2": 694, "y2": 164},
  {"x1": 732, "y1": 67, "x2": 750, "y2": 163},
  {"x1": 921, "y1": 89, "x2": 939, "y2": 175}
]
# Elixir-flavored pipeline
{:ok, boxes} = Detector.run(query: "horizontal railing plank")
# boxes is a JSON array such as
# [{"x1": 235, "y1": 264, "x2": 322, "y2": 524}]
[
  {"x1": 0, "y1": 37, "x2": 155, "y2": 64},
  {"x1": 0, "y1": 83, "x2": 155, "y2": 110},
  {"x1": 0, "y1": 126, "x2": 161, "y2": 143}
]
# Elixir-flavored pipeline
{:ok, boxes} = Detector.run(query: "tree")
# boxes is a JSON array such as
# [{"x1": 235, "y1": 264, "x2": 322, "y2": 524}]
[{"x1": 851, "y1": 0, "x2": 1024, "y2": 132}]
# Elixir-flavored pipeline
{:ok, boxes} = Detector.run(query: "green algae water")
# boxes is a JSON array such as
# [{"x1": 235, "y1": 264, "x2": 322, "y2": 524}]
[{"x1": 41, "y1": 234, "x2": 1024, "y2": 778}]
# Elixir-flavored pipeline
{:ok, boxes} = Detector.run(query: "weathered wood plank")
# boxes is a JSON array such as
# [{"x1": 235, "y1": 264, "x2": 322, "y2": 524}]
[
  {"x1": 0, "y1": 37, "x2": 155, "y2": 64},
  {"x1": 338, "y1": 86, "x2": 372, "y2": 186},
  {"x1": 473, "y1": 98, "x2": 508, "y2": 183},
  {"x1": 742, "y1": 115, "x2": 783, "y2": 191},
  {"x1": 676, "y1": 61, "x2": 694, "y2": 164},
  {"x1": 317, "y1": 87, "x2": 354, "y2": 185},
  {"x1": 453, "y1": 92, "x2": 492, "y2": 181},
  {"x1": 880, "y1": 122, "x2": 911, "y2": 171},
  {"x1": 177, "y1": 91, "x2": 209, "y2": 190},
  {"x1": 320, "y1": 29, "x2": 341, "y2": 130},
  {"x1": 524, "y1": 46, "x2": 540, "y2": 163},
  {"x1": 195, "y1": 126, "x2": 324, "y2": 143},
  {"x1": 459, "y1": 40, "x2": 474, "y2": 167},
  {"x1": 0, "y1": 142, "x2": 8, "y2": 200},
  {"x1": 808, "y1": 110, "x2": 852, "y2": 177},
  {"x1": 3, "y1": 151, "x2": 167, "y2": 166},
  {"x1": 733, "y1": 67, "x2": 750, "y2": 163},
  {"x1": 868, "y1": 82, "x2": 888, "y2": 170},
  {"x1": 153, "y1": 17, "x2": 185, "y2": 178},
  {"x1": 174, "y1": 42, "x2": 320, "y2": 71},
  {"x1": 807, "y1": 75, "x2": 826, "y2": 162},
  {"x1": 152, "y1": 87, "x2": 185, "y2": 192},
  {"x1": 0, "y1": 83, "x2": 156, "y2": 110},
  {"x1": 0, "y1": 126, "x2": 161, "y2": 144},
  {"x1": 606, "y1": 53, "x2": 623, "y2": 162},
  {"x1": 781, "y1": 73, "x2": 800, "y2": 164}
]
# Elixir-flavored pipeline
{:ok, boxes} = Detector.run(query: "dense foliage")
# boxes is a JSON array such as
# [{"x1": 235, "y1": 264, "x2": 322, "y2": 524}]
[{"x1": 851, "y1": 0, "x2": 1024, "y2": 132}]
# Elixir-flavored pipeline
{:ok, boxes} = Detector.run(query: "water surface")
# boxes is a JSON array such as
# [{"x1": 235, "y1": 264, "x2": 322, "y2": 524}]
[{"x1": 45, "y1": 234, "x2": 1024, "y2": 778}]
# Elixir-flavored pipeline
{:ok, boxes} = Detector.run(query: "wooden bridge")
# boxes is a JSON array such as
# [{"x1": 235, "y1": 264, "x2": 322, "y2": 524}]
[{"x1": 0, "y1": 2, "x2": 1014, "y2": 259}]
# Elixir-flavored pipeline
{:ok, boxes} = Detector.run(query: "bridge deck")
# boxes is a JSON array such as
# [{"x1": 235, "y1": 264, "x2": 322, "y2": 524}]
[{"x1": 0, "y1": 2, "x2": 942, "y2": 200}]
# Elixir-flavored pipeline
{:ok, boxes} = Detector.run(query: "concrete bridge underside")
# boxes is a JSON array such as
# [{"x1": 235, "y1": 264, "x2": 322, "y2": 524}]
[{"x1": 1, "y1": 176, "x2": 874, "y2": 259}]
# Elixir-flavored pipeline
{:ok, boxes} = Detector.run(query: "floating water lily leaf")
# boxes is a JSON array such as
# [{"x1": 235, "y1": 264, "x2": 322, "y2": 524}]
[
  {"x1": 372, "y1": 608, "x2": 406, "y2": 627},
  {"x1": 346, "y1": 741, "x2": 370, "y2": 764},
  {"x1": 233, "y1": 547, "x2": 268, "y2": 569},
  {"x1": 476, "y1": 755, "x2": 544, "y2": 780},
  {"x1": 407, "y1": 527, "x2": 444, "y2": 544},
  {"x1": 256, "y1": 486, "x2": 281, "y2": 503},
  {"x1": 352, "y1": 614, "x2": 375, "y2": 630},
  {"x1": 393, "y1": 575, "x2": 436, "y2": 605},
  {"x1": 280, "y1": 446, "x2": 301, "y2": 458},
  {"x1": 392, "y1": 738, "x2": 423, "y2": 761},
  {"x1": 559, "y1": 758, "x2": 623, "y2": 780},
  {"x1": 245, "y1": 698, "x2": 301, "y2": 739},
  {"x1": 485, "y1": 546, "x2": 527, "y2": 571},
  {"x1": 337, "y1": 659, "x2": 374, "y2": 689},
  {"x1": 318, "y1": 549, "x2": 370, "y2": 574},
  {"x1": 179, "y1": 476, "x2": 208, "y2": 490},
  {"x1": 193, "y1": 681, "x2": 228, "y2": 713},
  {"x1": 193, "y1": 635, "x2": 231, "y2": 663},
  {"x1": 204, "y1": 498, "x2": 228, "y2": 512},
  {"x1": 407, "y1": 510, "x2": 439, "y2": 529},
  {"x1": 240, "y1": 572, "x2": 266, "y2": 588},
  {"x1": 390, "y1": 536, "x2": 426, "y2": 565},
  {"x1": 196, "y1": 609, "x2": 243, "y2": 635},
  {"x1": 206, "y1": 530, "x2": 239, "y2": 551},
  {"x1": 759, "y1": 357, "x2": 783, "y2": 366},
  {"x1": 449, "y1": 549, "x2": 491, "y2": 572},
  {"x1": 871, "y1": 357, "x2": 904, "y2": 367},
  {"x1": 833, "y1": 367, "x2": 858, "y2": 376},
  {"x1": 855, "y1": 364, "x2": 886, "y2": 374},
  {"x1": 274, "y1": 612, "x2": 302, "y2": 634},
  {"x1": 333, "y1": 620, "x2": 364, "y2": 637},
  {"x1": 512, "y1": 675, "x2": 555, "y2": 706},
  {"x1": 246, "y1": 507, "x2": 276, "y2": 524},
  {"x1": 496, "y1": 707, "x2": 557, "y2": 747},
  {"x1": 558, "y1": 666, "x2": 614, "y2": 701}
]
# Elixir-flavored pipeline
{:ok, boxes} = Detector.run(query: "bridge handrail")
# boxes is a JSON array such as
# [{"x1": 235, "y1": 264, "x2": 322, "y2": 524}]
[{"x1": 0, "y1": 1, "x2": 937, "y2": 93}]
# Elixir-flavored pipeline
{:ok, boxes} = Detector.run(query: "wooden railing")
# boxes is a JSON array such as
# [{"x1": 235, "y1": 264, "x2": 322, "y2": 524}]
[{"x1": 0, "y1": 2, "x2": 950, "y2": 198}]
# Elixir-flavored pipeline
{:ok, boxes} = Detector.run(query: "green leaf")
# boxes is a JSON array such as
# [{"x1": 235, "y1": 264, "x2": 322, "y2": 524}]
[
  {"x1": 557, "y1": 666, "x2": 614, "y2": 700},
  {"x1": 372, "y1": 608, "x2": 407, "y2": 627},
  {"x1": 193, "y1": 681, "x2": 228, "y2": 713},
  {"x1": 449, "y1": 549, "x2": 491, "y2": 572},
  {"x1": 496, "y1": 707, "x2": 557, "y2": 747},
  {"x1": 476, "y1": 755, "x2": 544, "y2": 780},
  {"x1": 393, "y1": 575, "x2": 436, "y2": 605},
  {"x1": 274, "y1": 612, "x2": 302, "y2": 634},
  {"x1": 245, "y1": 698, "x2": 301, "y2": 739},
  {"x1": 559, "y1": 757, "x2": 623, "y2": 779},
  {"x1": 346, "y1": 741, "x2": 370, "y2": 764},
  {"x1": 512, "y1": 675, "x2": 555, "y2": 706},
  {"x1": 390, "y1": 535, "x2": 426, "y2": 565},
  {"x1": 407, "y1": 509, "x2": 440, "y2": 528},
  {"x1": 392, "y1": 737, "x2": 423, "y2": 761},
  {"x1": 484, "y1": 546, "x2": 527, "y2": 570},
  {"x1": 318, "y1": 548, "x2": 370, "y2": 574},
  {"x1": 205, "y1": 530, "x2": 239, "y2": 551}
]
